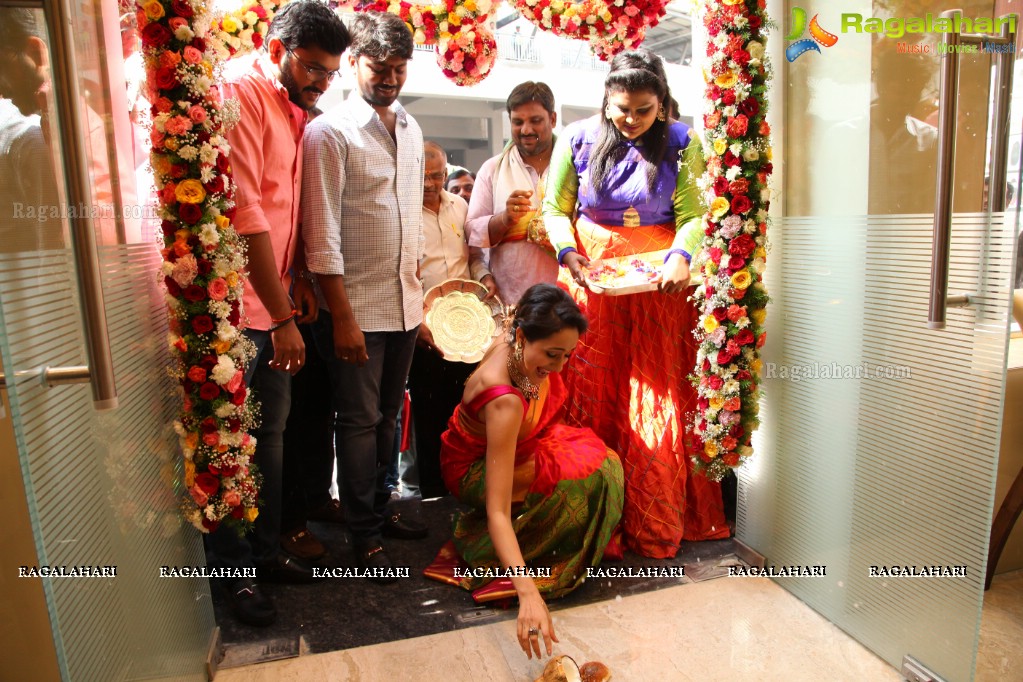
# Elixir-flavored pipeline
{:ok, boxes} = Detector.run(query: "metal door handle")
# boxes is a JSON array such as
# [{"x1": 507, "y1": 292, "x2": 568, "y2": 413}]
[{"x1": 929, "y1": 9, "x2": 1017, "y2": 329}]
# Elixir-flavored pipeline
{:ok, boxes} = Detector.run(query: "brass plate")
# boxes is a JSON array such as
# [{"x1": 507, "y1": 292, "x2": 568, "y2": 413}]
[{"x1": 424, "y1": 279, "x2": 505, "y2": 363}]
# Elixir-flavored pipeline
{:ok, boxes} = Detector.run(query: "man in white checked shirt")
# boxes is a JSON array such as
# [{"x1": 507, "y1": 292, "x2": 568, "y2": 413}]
[{"x1": 302, "y1": 11, "x2": 428, "y2": 582}]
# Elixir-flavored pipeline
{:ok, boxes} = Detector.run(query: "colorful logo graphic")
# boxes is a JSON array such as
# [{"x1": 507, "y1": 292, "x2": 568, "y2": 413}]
[{"x1": 786, "y1": 7, "x2": 839, "y2": 62}]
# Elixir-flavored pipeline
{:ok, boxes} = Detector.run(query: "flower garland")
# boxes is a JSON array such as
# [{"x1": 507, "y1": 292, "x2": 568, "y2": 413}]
[
  {"x1": 690, "y1": 0, "x2": 772, "y2": 482},
  {"x1": 137, "y1": 0, "x2": 262, "y2": 532},
  {"x1": 210, "y1": 0, "x2": 498, "y2": 86},
  {"x1": 512, "y1": 0, "x2": 669, "y2": 61}
]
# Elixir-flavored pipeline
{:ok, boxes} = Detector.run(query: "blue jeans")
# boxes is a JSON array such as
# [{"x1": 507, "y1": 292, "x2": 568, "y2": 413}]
[
  {"x1": 313, "y1": 312, "x2": 418, "y2": 548},
  {"x1": 205, "y1": 328, "x2": 291, "y2": 571}
]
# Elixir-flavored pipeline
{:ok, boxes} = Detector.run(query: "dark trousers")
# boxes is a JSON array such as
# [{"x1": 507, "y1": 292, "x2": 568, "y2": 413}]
[
  {"x1": 205, "y1": 329, "x2": 290, "y2": 570},
  {"x1": 280, "y1": 322, "x2": 336, "y2": 532},
  {"x1": 407, "y1": 346, "x2": 475, "y2": 498},
  {"x1": 313, "y1": 313, "x2": 418, "y2": 548}
]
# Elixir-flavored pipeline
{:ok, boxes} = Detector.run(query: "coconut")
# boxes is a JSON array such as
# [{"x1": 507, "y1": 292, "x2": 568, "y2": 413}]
[
  {"x1": 579, "y1": 661, "x2": 612, "y2": 682},
  {"x1": 533, "y1": 655, "x2": 581, "y2": 682}
]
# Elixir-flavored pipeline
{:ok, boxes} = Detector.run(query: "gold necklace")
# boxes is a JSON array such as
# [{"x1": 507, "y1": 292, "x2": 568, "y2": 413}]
[{"x1": 507, "y1": 344, "x2": 539, "y2": 402}]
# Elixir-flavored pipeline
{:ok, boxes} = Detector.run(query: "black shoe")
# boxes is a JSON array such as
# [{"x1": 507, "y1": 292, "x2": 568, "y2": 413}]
[
  {"x1": 225, "y1": 578, "x2": 276, "y2": 627},
  {"x1": 307, "y1": 499, "x2": 345, "y2": 524},
  {"x1": 356, "y1": 545, "x2": 399, "y2": 584},
  {"x1": 255, "y1": 554, "x2": 317, "y2": 584},
  {"x1": 382, "y1": 511, "x2": 428, "y2": 540}
]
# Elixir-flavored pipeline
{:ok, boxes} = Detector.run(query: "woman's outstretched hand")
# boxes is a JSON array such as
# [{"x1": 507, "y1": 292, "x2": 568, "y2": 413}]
[
  {"x1": 517, "y1": 590, "x2": 558, "y2": 659},
  {"x1": 562, "y1": 252, "x2": 591, "y2": 288},
  {"x1": 660, "y1": 252, "x2": 691, "y2": 294}
]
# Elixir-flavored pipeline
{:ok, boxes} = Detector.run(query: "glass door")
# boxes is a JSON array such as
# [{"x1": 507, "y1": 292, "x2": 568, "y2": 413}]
[
  {"x1": 0, "y1": 0, "x2": 216, "y2": 679},
  {"x1": 738, "y1": 1, "x2": 1020, "y2": 680}
]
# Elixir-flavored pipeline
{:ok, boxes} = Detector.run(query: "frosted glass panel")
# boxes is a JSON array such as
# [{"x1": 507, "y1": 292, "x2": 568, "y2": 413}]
[
  {"x1": 0, "y1": 245, "x2": 214, "y2": 680},
  {"x1": 738, "y1": 213, "x2": 1013, "y2": 681}
]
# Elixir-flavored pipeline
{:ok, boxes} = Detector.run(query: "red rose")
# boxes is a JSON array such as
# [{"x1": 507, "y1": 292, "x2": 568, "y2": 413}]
[
  {"x1": 230, "y1": 388, "x2": 247, "y2": 406},
  {"x1": 721, "y1": 89, "x2": 736, "y2": 106},
  {"x1": 702, "y1": 358, "x2": 711, "y2": 372},
  {"x1": 164, "y1": 277, "x2": 182, "y2": 297},
  {"x1": 171, "y1": 0, "x2": 194, "y2": 18},
  {"x1": 729, "y1": 178, "x2": 750, "y2": 196},
  {"x1": 698, "y1": 397, "x2": 709, "y2": 410},
  {"x1": 728, "y1": 255, "x2": 746, "y2": 271},
  {"x1": 717, "y1": 348, "x2": 736, "y2": 365},
  {"x1": 739, "y1": 98, "x2": 760, "y2": 118},
  {"x1": 723, "y1": 452, "x2": 740, "y2": 467},
  {"x1": 737, "y1": 369, "x2": 752, "y2": 381},
  {"x1": 227, "y1": 417, "x2": 242, "y2": 433},
  {"x1": 199, "y1": 382, "x2": 221, "y2": 401},
  {"x1": 730, "y1": 424, "x2": 745, "y2": 438},
  {"x1": 141, "y1": 23, "x2": 172, "y2": 49},
  {"x1": 155, "y1": 66, "x2": 178, "y2": 91},
  {"x1": 204, "y1": 175, "x2": 225, "y2": 195},
  {"x1": 183, "y1": 284, "x2": 206, "y2": 302},
  {"x1": 713, "y1": 176, "x2": 730, "y2": 196},
  {"x1": 192, "y1": 315, "x2": 214, "y2": 334},
  {"x1": 178, "y1": 202, "x2": 202, "y2": 224},
  {"x1": 749, "y1": 15, "x2": 763, "y2": 30},
  {"x1": 191, "y1": 37, "x2": 207, "y2": 52},
  {"x1": 200, "y1": 354, "x2": 218, "y2": 370},
  {"x1": 195, "y1": 472, "x2": 220, "y2": 495},
  {"x1": 757, "y1": 332, "x2": 767, "y2": 348},
  {"x1": 708, "y1": 246, "x2": 723, "y2": 265},
  {"x1": 735, "y1": 329, "x2": 755, "y2": 346},
  {"x1": 709, "y1": 375, "x2": 724, "y2": 390},
  {"x1": 197, "y1": 258, "x2": 213, "y2": 276},
  {"x1": 721, "y1": 436, "x2": 738, "y2": 451},
  {"x1": 187, "y1": 366, "x2": 206, "y2": 383},
  {"x1": 161, "y1": 220, "x2": 177, "y2": 236},
  {"x1": 723, "y1": 151, "x2": 742, "y2": 167},
  {"x1": 731, "y1": 195, "x2": 753, "y2": 214},
  {"x1": 216, "y1": 153, "x2": 231, "y2": 174},
  {"x1": 712, "y1": 307, "x2": 728, "y2": 322},
  {"x1": 252, "y1": 32, "x2": 263, "y2": 49},
  {"x1": 732, "y1": 49, "x2": 751, "y2": 67},
  {"x1": 228, "y1": 302, "x2": 240, "y2": 326},
  {"x1": 726, "y1": 115, "x2": 749, "y2": 138},
  {"x1": 200, "y1": 416, "x2": 218, "y2": 433},
  {"x1": 201, "y1": 518, "x2": 220, "y2": 531},
  {"x1": 729, "y1": 233, "x2": 756, "y2": 257}
]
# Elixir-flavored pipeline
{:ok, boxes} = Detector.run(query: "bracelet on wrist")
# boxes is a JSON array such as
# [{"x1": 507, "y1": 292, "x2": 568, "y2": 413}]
[
  {"x1": 271, "y1": 308, "x2": 298, "y2": 325},
  {"x1": 663, "y1": 249, "x2": 691, "y2": 265},
  {"x1": 269, "y1": 313, "x2": 296, "y2": 332}
]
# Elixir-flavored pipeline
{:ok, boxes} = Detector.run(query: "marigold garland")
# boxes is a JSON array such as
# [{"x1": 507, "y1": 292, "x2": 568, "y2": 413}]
[
  {"x1": 690, "y1": 0, "x2": 772, "y2": 482},
  {"x1": 138, "y1": 0, "x2": 262, "y2": 532}
]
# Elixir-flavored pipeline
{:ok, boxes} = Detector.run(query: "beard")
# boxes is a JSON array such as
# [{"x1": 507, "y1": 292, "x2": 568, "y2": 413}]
[{"x1": 279, "y1": 57, "x2": 321, "y2": 111}]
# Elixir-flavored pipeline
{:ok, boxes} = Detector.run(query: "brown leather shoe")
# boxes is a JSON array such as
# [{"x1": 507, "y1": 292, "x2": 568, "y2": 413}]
[
  {"x1": 281, "y1": 527, "x2": 326, "y2": 560},
  {"x1": 307, "y1": 499, "x2": 345, "y2": 524}
]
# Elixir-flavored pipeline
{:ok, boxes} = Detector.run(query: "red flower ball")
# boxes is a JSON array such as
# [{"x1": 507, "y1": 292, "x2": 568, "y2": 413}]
[
  {"x1": 192, "y1": 315, "x2": 214, "y2": 335},
  {"x1": 155, "y1": 66, "x2": 179, "y2": 91},
  {"x1": 141, "y1": 23, "x2": 172, "y2": 49},
  {"x1": 731, "y1": 195, "x2": 753, "y2": 214},
  {"x1": 195, "y1": 472, "x2": 220, "y2": 495},
  {"x1": 171, "y1": 0, "x2": 194, "y2": 18},
  {"x1": 178, "y1": 202, "x2": 202, "y2": 224},
  {"x1": 199, "y1": 382, "x2": 221, "y2": 401}
]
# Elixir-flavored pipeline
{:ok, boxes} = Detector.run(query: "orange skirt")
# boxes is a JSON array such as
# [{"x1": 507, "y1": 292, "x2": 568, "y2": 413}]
[{"x1": 559, "y1": 220, "x2": 729, "y2": 558}]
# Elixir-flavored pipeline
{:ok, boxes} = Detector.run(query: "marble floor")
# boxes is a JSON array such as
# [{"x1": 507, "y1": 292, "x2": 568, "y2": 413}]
[{"x1": 215, "y1": 569, "x2": 1023, "y2": 681}]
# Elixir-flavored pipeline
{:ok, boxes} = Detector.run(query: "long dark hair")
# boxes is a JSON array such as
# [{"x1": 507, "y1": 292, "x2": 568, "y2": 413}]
[
  {"x1": 589, "y1": 49, "x2": 672, "y2": 195},
  {"x1": 511, "y1": 284, "x2": 588, "y2": 341}
]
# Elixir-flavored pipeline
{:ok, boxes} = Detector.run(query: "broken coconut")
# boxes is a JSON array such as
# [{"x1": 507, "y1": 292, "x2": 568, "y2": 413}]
[
  {"x1": 533, "y1": 655, "x2": 581, "y2": 682},
  {"x1": 579, "y1": 661, "x2": 612, "y2": 682}
]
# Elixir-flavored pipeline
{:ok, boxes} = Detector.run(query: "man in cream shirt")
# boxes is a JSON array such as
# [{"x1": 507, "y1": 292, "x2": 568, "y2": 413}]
[{"x1": 410, "y1": 141, "x2": 494, "y2": 498}]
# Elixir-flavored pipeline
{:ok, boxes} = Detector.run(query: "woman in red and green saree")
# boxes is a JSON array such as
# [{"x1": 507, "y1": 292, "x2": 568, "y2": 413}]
[
  {"x1": 425, "y1": 284, "x2": 623, "y2": 659},
  {"x1": 542, "y1": 50, "x2": 729, "y2": 559}
]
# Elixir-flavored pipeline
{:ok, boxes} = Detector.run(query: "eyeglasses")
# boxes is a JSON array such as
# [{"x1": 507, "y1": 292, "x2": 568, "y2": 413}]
[{"x1": 286, "y1": 48, "x2": 340, "y2": 82}]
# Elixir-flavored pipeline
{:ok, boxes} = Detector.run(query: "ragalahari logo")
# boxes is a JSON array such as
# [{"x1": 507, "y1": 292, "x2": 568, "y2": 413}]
[{"x1": 786, "y1": 7, "x2": 839, "y2": 62}]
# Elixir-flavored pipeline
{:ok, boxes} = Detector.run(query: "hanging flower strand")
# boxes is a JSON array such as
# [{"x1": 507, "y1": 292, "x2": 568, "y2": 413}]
[
  {"x1": 138, "y1": 0, "x2": 262, "y2": 532},
  {"x1": 690, "y1": 0, "x2": 772, "y2": 482}
]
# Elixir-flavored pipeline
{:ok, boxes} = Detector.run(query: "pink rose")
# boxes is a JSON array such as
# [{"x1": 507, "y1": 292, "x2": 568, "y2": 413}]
[
  {"x1": 168, "y1": 17, "x2": 188, "y2": 32},
  {"x1": 207, "y1": 277, "x2": 228, "y2": 301},
  {"x1": 202, "y1": 432, "x2": 220, "y2": 446},
  {"x1": 223, "y1": 490, "x2": 242, "y2": 507},
  {"x1": 225, "y1": 370, "x2": 244, "y2": 393},
  {"x1": 189, "y1": 486, "x2": 209, "y2": 507},
  {"x1": 183, "y1": 46, "x2": 203, "y2": 65},
  {"x1": 188, "y1": 104, "x2": 207, "y2": 124},
  {"x1": 150, "y1": 129, "x2": 165, "y2": 148}
]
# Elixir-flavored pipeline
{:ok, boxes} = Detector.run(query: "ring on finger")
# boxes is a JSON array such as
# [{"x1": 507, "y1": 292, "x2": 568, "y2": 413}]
[{"x1": 528, "y1": 627, "x2": 539, "y2": 636}]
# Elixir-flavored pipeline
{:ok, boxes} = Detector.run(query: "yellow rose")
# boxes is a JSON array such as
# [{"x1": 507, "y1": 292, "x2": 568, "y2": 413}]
[
  {"x1": 448, "y1": 12, "x2": 461, "y2": 26},
  {"x1": 715, "y1": 71, "x2": 738, "y2": 88},
  {"x1": 731, "y1": 270, "x2": 752, "y2": 289},
  {"x1": 464, "y1": 0, "x2": 477, "y2": 11},
  {"x1": 723, "y1": 0, "x2": 742, "y2": 5},
  {"x1": 174, "y1": 229, "x2": 190, "y2": 241},
  {"x1": 184, "y1": 461, "x2": 196, "y2": 487},
  {"x1": 215, "y1": 215, "x2": 231, "y2": 230},
  {"x1": 710, "y1": 397, "x2": 725, "y2": 410},
  {"x1": 142, "y1": 0, "x2": 165, "y2": 21},
  {"x1": 222, "y1": 16, "x2": 240, "y2": 33},
  {"x1": 713, "y1": 138, "x2": 728, "y2": 155},
  {"x1": 704, "y1": 440, "x2": 719, "y2": 458},
  {"x1": 703, "y1": 315, "x2": 720, "y2": 333},
  {"x1": 212, "y1": 339, "x2": 232, "y2": 354},
  {"x1": 244, "y1": 507, "x2": 259, "y2": 522},
  {"x1": 751, "y1": 308, "x2": 767, "y2": 326},
  {"x1": 710, "y1": 196, "x2": 730, "y2": 219},
  {"x1": 175, "y1": 179, "x2": 207, "y2": 204},
  {"x1": 203, "y1": 61, "x2": 213, "y2": 78},
  {"x1": 747, "y1": 41, "x2": 765, "y2": 62},
  {"x1": 753, "y1": 246, "x2": 767, "y2": 260},
  {"x1": 164, "y1": 137, "x2": 180, "y2": 152},
  {"x1": 225, "y1": 271, "x2": 239, "y2": 287}
]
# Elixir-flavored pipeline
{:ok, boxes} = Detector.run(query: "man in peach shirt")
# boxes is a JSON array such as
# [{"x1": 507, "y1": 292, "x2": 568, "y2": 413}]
[{"x1": 205, "y1": 0, "x2": 348, "y2": 627}]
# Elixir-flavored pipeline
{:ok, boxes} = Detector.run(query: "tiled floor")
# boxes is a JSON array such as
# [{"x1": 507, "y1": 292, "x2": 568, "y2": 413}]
[{"x1": 215, "y1": 569, "x2": 1023, "y2": 681}]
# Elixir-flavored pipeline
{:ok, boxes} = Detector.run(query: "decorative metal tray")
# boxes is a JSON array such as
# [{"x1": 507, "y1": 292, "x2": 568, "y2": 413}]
[
  {"x1": 585, "y1": 249, "x2": 669, "y2": 296},
  {"x1": 424, "y1": 279, "x2": 505, "y2": 363}
]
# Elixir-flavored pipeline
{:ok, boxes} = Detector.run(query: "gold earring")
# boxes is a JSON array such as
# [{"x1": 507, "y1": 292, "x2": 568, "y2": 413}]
[
  {"x1": 514, "y1": 342, "x2": 524, "y2": 363},
  {"x1": 657, "y1": 105, "x2": 666, "y2": 122}
]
